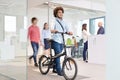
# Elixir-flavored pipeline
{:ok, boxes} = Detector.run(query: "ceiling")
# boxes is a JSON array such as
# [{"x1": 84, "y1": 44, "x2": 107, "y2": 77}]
[
  {"x1": 88, "y1": 0, "x2": 105, "y2": 3},
  {"x1": 28, "y1": 0, "x2": 105, "y2": 9},
  {"x1": 0, "y1": 0, "x2": 105, "y2": 9},
  {"x1": 28, "y1": 0, "x2": 49, "y2": 8},
  {"x1": 0, "y1": 0, "x2": 26, "y2": 15},
  {"x1": 0, "y1": 0, "x2": 105, "y2": 17},
  {"x1": 28, "y1": 0, "x2": 105, "y2": 19}
]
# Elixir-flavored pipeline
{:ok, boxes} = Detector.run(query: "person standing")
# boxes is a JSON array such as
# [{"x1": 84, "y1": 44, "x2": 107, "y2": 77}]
[
  {"x1": 42, "y1": 23, "x2": 51, "y2": 57},
  {"x1": 71, "y1": 36, "x2": 78, "y2": 57},
  {"x1": 51, "y1": 7, "x2": 73, "y2": 76},
  {"x1": 28, "y1": 17, "x2": 41, "y2": 67},
  {"x1": 97, "y1": 22, "x2": 105, "y2": 34},
  {"x1": 82, "y1": 24, "x2": 89, "y2": 63}
]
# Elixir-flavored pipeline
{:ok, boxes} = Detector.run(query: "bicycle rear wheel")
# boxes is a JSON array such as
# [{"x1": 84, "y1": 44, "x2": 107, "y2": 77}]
[
  {"x1": 39, "y1": 55, "x2": 50, "y2": 74},
  {"x1": 62, "y1": 57, "x2": 77, "y2": 80}
]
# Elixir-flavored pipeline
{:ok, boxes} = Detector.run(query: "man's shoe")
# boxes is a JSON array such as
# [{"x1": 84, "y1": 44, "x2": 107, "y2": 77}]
[
  {"x1": 58, "y1": 72, "x2": 63, "y2": 76},
  {"x1": 85, "y1": 60, "x2": 88, "y2": 63},
  {"x1": 34, "y1": 63, "x2": 38, "y2": 67},
  {"x1": 53, "y1": 70, "x2": 57, "y2": 73}
]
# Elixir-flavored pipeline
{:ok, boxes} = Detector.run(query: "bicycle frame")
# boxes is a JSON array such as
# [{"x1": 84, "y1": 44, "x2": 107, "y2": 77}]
[
  {"x1": 41, "y1": 32, "x2": 67, "y2": 67},
  {"x1": 50, "y1": 32, "x2": 68, "y2": 60}
]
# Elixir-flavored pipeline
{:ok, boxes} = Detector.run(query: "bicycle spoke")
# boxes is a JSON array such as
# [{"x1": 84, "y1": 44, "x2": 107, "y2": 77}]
[
  {"x1": 65, "y1": 61, "x2": 70, "y2": 70},
  {"x1": 68, "y1": 60, "x2": 72, "y2": 70}
]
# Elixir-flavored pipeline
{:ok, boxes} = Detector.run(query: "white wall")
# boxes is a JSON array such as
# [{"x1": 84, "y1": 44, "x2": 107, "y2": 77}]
[{"x1": 106, "y1": 0, "x2": 120, "y2": 80}]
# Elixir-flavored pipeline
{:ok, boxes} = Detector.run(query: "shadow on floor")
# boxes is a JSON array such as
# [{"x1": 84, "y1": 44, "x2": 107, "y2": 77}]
[{"x1": 28, "y1": 66, "x2": 90, "y2": 80}]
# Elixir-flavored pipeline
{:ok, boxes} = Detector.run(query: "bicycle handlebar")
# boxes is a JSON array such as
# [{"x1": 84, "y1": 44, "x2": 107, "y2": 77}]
[{"x1": 55, "y1": 32, "x2": 68, "y2": 34}]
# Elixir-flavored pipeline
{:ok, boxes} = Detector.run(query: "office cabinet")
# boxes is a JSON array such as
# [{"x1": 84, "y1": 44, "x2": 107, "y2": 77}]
[{"x1": 88, "y1": 35, "x2": 106, "y2": 64}]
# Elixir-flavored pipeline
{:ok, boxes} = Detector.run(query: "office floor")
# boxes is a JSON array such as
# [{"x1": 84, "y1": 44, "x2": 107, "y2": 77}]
[
  {"x1": 0, "y1": 57, "x2": 27, "y2": 80},
  {"x1": 0, "y1": 57, "x2": 105, "y2": 80}
]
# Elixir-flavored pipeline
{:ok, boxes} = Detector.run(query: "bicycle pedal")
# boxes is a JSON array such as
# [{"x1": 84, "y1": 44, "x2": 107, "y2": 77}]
[{"x1": 49, "y1": 63, "x2": 55, "y2": 68}]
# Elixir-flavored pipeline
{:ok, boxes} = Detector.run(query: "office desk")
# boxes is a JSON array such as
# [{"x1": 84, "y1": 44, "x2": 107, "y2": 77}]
[{"x1": 88, "y1": 35, "x2": 106, "y2": 64}]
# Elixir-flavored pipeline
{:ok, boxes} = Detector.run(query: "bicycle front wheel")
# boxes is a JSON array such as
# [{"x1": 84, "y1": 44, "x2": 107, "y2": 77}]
[
  {"x1": 62, "y1": 57, "x2": 78, "y2": 80},
  {"x1": 39, "y1": 55, "x2": 50, "y2": 74}
]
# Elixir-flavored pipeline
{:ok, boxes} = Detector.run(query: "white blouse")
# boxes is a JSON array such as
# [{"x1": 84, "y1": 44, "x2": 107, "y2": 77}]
[
  {"x1": 82, "y1": 30, "x2": 90, "y2": 43},
  {"x1": 42, "y1": 29, "x2": 51, "y2": 45},
  {"x1": 42, "y1": 29, "x2": 51, "y2": 39}
]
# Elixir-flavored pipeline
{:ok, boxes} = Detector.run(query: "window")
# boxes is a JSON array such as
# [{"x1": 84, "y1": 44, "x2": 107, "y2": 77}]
[{"x1": 5, "y1": 16, "x2": 16, "y2": 32}]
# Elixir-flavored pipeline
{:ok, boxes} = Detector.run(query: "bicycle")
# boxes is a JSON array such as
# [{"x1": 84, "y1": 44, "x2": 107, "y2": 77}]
[{"x1": 39, "y1": 32, "x2": 78, "y2": 80}]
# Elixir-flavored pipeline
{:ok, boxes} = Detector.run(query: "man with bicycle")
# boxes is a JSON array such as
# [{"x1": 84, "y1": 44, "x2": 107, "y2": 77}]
[{"x1": 51, "y1": 7, "x2": 73, "y2": 76}]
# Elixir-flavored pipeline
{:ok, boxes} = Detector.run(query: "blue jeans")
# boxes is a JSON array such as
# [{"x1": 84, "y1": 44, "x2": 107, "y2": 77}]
[
  {"x1": 83, "y1": 41, "x2": 88, "y2": 61},
  {"x1": 52, "y1": 41, "x2": 63, "y2": 74},
  {"x1": 30, "y1": 41, "x2": 39, "y2": 64}
]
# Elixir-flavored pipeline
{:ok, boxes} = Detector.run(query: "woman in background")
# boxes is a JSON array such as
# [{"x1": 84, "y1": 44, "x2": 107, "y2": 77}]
[
  {"x1": 42, "y1": 23, "x2": 51, "y2": 57},
  {"x1": 82, "y1": 23, "x2": 89, "y2": 63}
]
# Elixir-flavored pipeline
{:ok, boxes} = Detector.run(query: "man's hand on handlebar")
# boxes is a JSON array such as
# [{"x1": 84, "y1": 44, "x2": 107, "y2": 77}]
[
  {"x1": 51, "y1": 30, "x2": 73, "y2": 35},
  {"x1": 67, "y1": 32, "x2": 73, "y2": 35}
]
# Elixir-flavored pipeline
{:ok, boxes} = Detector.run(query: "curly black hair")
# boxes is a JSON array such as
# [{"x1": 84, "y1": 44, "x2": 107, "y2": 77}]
[{"x1": 53, "y1": 7, "x2": 64, "y2": 17}]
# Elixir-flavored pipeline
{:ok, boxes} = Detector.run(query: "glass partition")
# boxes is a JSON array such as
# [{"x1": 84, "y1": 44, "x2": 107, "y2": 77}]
[{"x1": 0, "y1": 0, "x2": 27, "y2": 80}]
